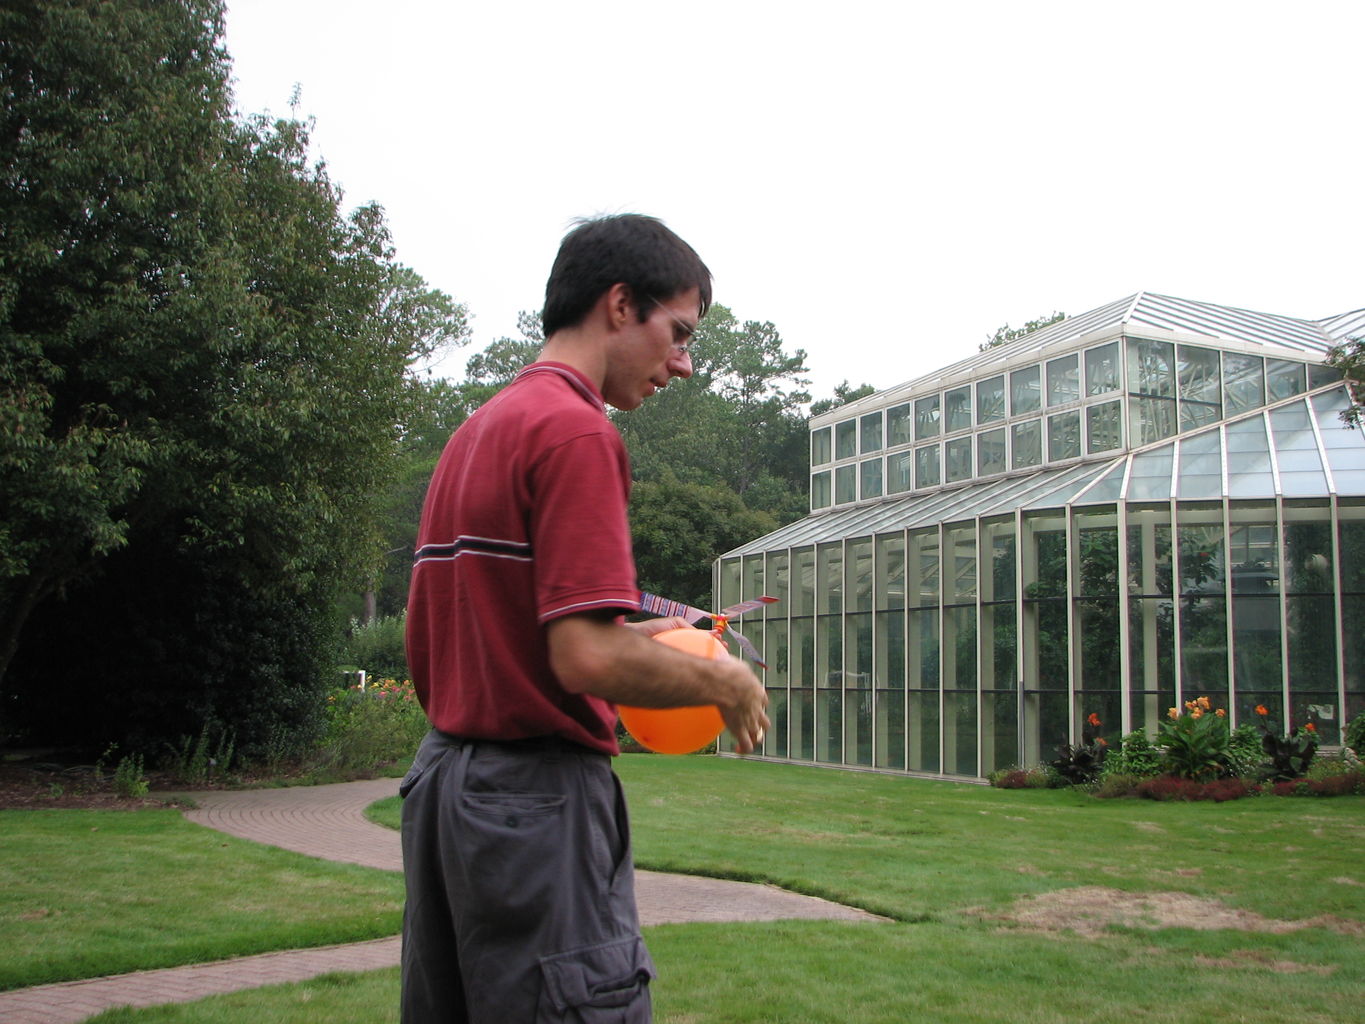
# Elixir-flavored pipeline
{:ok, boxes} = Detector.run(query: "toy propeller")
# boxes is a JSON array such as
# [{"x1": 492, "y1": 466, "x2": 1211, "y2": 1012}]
[{"x1": 638, "y1": 592, "x2": 778, "y2": 668}]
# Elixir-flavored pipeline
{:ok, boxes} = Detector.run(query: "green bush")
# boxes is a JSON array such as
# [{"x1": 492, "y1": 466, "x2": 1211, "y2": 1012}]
[
  {"x1": 1226, "y1": 723, "x2": 1266, "y2": 778},
  {"x1": 1344, "y1": 709, "x2": 1365, "y2": 754},
  {"x1": 1158, "y1": 698, "x2": 1232, "y2": 781},
  {"x1": 1099, "y1": 730, "x2": 1163, "y2": 780},
  {"x1": 308, "y1": 678, "x2": 428, "y2": 779},
  {"x1": 340, "y1": 614, "x2": 408, "y2": 681},
  {"x1": 1093, "y1": 772, "x2": 1142, "y2": 798}
]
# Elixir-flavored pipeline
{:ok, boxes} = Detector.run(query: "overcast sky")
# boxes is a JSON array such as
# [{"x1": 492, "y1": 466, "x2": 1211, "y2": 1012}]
[{"x1": 222, "y1": 0, "x2": 1364, "y2": 401}]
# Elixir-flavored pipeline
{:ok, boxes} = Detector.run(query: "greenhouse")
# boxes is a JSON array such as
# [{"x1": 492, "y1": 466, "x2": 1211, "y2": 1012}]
[{"x1": 714, "y1": 292, "x2": 1365, "y2": 778}]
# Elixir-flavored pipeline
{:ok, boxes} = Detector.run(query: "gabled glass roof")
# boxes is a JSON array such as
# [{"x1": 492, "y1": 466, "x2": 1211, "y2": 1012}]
[{"x1": 724, "y1": 385, "x2": 1365, "y2": 556}]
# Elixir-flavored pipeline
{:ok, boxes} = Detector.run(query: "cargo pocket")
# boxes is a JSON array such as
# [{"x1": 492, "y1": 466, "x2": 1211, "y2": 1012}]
[{"x1": 537, "y1": 936, "x2": 655, "y2": 1023}]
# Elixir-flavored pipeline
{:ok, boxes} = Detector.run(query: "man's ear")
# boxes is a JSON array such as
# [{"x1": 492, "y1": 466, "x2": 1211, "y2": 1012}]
[{"x1": 603, "y1": 282, "x2": 635, "y2": 331}]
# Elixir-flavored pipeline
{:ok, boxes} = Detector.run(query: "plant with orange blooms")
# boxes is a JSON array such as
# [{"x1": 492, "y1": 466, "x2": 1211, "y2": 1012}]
[
  {"x1": 1252, "y1": 703, "x2": 1318, "y2": 781},
  {"x1": 1157, "y1": 696, "x2": 1232, "y2": 781}
]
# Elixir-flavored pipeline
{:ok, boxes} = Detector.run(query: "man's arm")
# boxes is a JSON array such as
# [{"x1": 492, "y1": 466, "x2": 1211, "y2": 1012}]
[{"x1": 546, "y1": 612, "x2": 770, "y2": 754}]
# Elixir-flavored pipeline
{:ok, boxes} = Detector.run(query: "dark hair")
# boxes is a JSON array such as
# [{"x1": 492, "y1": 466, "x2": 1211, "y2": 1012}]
[{"x1": 541, "y1": 214, "x2": 712, "y2": 337}]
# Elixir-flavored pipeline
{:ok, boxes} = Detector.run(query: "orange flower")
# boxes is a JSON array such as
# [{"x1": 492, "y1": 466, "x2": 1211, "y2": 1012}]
[
  {"x1": 1306, "y1": 722, "x2": 1317, "y2": 733},
  {"x1": 1197, "y1": 696, "x2": 1211, "y2": 711},
  {"x1": 1168, "y1": 707, "x2": 1180, "y2": 720},
  {"x1": 1087, "y1": 712, "x2": 1102, "y2": 728},
  {"x1": 1190, "y1": 709, "x2": 1204, "y2": 719},
  {"x1": 1255, "y1": 704, "x2": 1269, "y2": 716},
  {"x1": 1215, "y1": 708, "x2": 1226, "y2": 718}
]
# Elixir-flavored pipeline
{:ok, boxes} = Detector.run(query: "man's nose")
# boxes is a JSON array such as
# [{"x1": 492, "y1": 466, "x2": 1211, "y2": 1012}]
[{"x1": 667, "y1": 349, "x2": 693, "y2": 379}]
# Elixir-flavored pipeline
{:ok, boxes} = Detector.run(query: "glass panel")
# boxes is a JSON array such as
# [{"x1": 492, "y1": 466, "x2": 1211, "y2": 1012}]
[
  {"x1": 945, "y1": 386, "x2": 972, "y2": 433},
  {"x1": 887, "y1": 403, "x2": 913, "y2": 447},
  {"x1": 720, "y1": 558, "x2": 741, "y2": 610},
  {"x1": 765, "y1": 550, "x2": 789, "y2": 608},
  {"x1": 1224, "y1": 353, "x2": 1265, "y2": 414},
  {"x1": 874, "y1": 686, "x2": 905, "y2": 769},
  {"x1": 977, "y1": 427, "x2": 1006, "y2": 476},
  {"x1": 835, "y1": 464, "x2": 856, "y2": 504},
  {"x1": 811, "y1": 471, "x2": 831, "y2": 509},
  {"x1": 1229, "y1": 502, "x2": 1281, "y2": 727},
  {"x1": 1309, "y1": 363, "x2": 1342, "y2": 388},
  {"x1": 835, "y1": 419, "x2": 857, "y2": 459},
  {"x1": 1267, "y1": 360, "x2": 1307, "y2": 403},
  {"x1": 1130, "y1": 395, "x2": 1177, "y2": 446},
  {"x1": 915, "y1": 395, "x2": 941, "y2": 440},
  {"x1": 1011, "y1": 419, "x2": 1042, "y2": 470},
  {"x1": 1046, "y1": 353, "x2": 1080, "y2": 407},
  {"x1": 980, "y1": 516, "x2": 1018, "y2": 774},
  {"x1": 860, "y1": 458, "x2": 883, "y2": 499},
  {"x1": 1086, "y1": 401, "x2": 1122, "y2": 453},
  {"x1": 791, "y1": 547, "x2": 815, "y2": 616},
  {"x1": 1269, "y1": 401, "x2": 1327, "y2": 498},
  {"x1": 1177, "y1": 429, "x2": 1224, "y2": 500},
  {"x1": 792, "y1": 616, "x2": 815, "y2": 682},
  {"x1": 1127, "y1": 504, "x2": 1175, "y2": 736},
  {"x1": 1085, "y1": 341, "x2": 1120, "y2": 396},
  {"x1": 1127, "y1": 443, "x2": 1175, "y2": 501},
  {"x1": 860, "y1": 411, "x2": 883, "y2": 453},
  {"x1": 1021, "y1": 511, "x2": 1069, "y2": 766},
  {"x1": 945, "y1": 437, "x2": 973, "y2": 483},
  {"x1": 845, "y1": 689, "x2": 873, "y2": 765},
  {"x1": 790, "y1": 686, "x2": 814, "y2": 759},
  {"x1": 764, "y1": 685, "x2": 787, "y2": 758},
  {"x1": 977, "y1": 375, "x2": 1006, "y2": 423},
  {"x1": 819, "y1": 542, "x2": 843, "y2": 615},
  {"x1": 1338, "y1": 501, "x2": 1365, "y2": 706},
  {"x1": 1047, "y1": 410, "x2": 1081, "y2": 461},
  {"x1": 817, "y1": 688, "x2": 841, "y2": 762},
  {"x1": 887, "y1": 451, "x2": 912, "y2": 494},
  {"x1": 915, "y1": 444, "x2": 940, "y2": 488},
  {"x1": 1177, "y1": 508, "x2": 1228, "y2": 706},
  {"x1": 1128, "y1": 338, "x2": 1176, "y2": 396},
  {"x1": 1074, "y1": 509, "x2": 1120, "y2": 744},
  {"x1": 945, "y1": 523, "x2": 977, "y2": 604},
  {"x1": 907, "y1": 528, "x2": 939, "y2": 609},
  {"x1": 1285, "y1": 507, "x2": 1337, "y2": 743},
  {"x1": 847, "y1": 537, "x2": 873, "y2": 614},
  {"x1": 1010, "y1": 365, "x2": 1041, "y2": 416},
  {"x1": 1225, "y1": 414, "x2": 1275, "y2": 498},
  {"x1": 743, "y1": 554, "x2": 764, "y2": 602},
  {"x1": 811, "y1": 426, "x2": 831, "y2": 466},
  {"x1": 907, "y1": 681, "x2": 940, "y2": 773},
  {"x1": 1178, "y1": 345, "x2": 1222, "y2": 431}
]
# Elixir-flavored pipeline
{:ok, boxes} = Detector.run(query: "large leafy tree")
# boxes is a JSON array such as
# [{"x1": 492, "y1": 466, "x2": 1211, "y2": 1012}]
[{"x1": 0, "y1": 0, "x2": 465, "y2": 754}]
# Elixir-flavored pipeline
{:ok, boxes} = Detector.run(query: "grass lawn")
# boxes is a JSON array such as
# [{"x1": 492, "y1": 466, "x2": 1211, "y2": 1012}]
[
  {"x1": 10, "y1": 756, "x2": 1365, "y2": 1022},
  {"x1": 0, "y1": 808, "x2": 403, "y2": 990}
]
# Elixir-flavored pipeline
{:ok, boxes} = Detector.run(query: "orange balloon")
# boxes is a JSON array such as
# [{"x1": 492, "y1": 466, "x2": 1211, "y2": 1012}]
[{"x1": 618, "y1": 627, "x2": 726, "y2": 754}]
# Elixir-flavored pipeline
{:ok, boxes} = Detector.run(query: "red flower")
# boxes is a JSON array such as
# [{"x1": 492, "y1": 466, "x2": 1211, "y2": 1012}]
[
  {"x1": 1087, "y1": 712, "x2": 1102, "y2": 728},
  {"x1": 1255, "y1": 704, "x2": 1269, "y2": 716},
  {"x1": 1306, "y1": 722, "x2": 1317, "y2": 733}
]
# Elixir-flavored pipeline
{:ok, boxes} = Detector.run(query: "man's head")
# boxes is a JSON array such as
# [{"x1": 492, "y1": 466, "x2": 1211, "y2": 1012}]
[{"x1": 541, "y1": 214, "x2": 712, "y2": 338}]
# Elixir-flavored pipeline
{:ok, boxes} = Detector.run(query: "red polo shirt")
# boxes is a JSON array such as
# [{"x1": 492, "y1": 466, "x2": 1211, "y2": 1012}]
[{"x1": 405, "y1": 362, "x2": 640, "y2": 755}]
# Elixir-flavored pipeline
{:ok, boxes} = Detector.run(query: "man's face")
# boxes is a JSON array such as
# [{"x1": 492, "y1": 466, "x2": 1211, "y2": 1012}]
[{"x1": 602, "y1": 288, "x2": 698, "y2": 411}]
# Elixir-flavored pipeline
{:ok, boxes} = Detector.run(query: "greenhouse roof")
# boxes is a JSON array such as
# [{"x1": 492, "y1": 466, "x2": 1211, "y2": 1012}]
[
  {"x1": 725, "y1": 384, "x2": 1365, "y2": 556},
  {"x1": 818, "y1": 292, "x2": 1365, "y2": 426}
]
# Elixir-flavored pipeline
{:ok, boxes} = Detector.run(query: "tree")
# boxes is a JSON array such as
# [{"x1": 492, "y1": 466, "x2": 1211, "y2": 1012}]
[
  {"x1": 981, "y1": 311, "x2": 1067, "y2": 351},
  {"x1": 1328, "y1": 336, "x2": 1365, "y2": 429},
  {"x1": 0, "y1": 0, "x2": 467, "y2": 755},
  {"x1": 810, "y1": 381, "x2": 876, "y2": 416}
]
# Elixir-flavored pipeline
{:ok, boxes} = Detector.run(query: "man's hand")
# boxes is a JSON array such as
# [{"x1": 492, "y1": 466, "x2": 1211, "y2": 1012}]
[{"x1": 715, "y1": 655, "x2": 770, "y2": 755}]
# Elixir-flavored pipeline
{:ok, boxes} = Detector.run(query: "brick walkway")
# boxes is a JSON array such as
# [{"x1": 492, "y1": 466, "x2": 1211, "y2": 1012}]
[{"x1": 1, "y1": 777, "x2": 881, "y2": 1023}]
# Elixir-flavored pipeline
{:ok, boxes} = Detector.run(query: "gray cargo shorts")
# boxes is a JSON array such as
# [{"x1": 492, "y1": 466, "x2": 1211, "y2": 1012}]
[{"x1": 399, "y1": 729, "x2": 653, "y2": 1023}]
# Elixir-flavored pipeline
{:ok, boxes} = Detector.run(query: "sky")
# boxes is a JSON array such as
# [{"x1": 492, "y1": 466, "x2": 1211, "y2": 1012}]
[{"x1": 222, "y1": 0, "x2": 1365, "y2": 402}]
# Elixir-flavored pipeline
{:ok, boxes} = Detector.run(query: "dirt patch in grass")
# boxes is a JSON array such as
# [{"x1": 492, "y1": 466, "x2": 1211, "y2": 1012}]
[
  {"x1": 979, "y1": 885, "x2": 1361, "y2": 938},
  {"x1": 1194, "y1": 951, "x2": 1335, "y2": 975}
]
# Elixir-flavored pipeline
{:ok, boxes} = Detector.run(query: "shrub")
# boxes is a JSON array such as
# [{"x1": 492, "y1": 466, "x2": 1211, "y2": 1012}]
[
  {"x1": 1158, "y1": 697, "x2": 1231, "y2": 781},
  {"x1": 1225, "y1": 724, "x2": 1266, "y2": 778},
  {"x1": 987, "y1": 767, "x2": 1055, "y2": 789},
  {"x1": 1251, "y1": 704, "x2": 1318, "y2": 781},
  {"x1": 1100, "y1": 730, "x2": 1163, "y2": 780},
  {"x1": 1093, "y1": 772, "x2": 1142, "y2": 799},
  {"x1": 309, "y1": 678, "x2": 429, "y2": 778},
  {"x1": 1343, "y1": 709, "x2": 1365, "y2": 754},
  {"x1": 1136, "y1": 775, "x2": 1254, "y2": 802},
  {"x1": 340, "y1": 614, "x2": 409, "y2": 682}
]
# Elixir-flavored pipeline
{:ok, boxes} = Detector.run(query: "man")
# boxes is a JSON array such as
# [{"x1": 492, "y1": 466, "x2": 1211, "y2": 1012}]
[{"x1": 401, "y1": 214, "x2": 770, "y2": 1023}]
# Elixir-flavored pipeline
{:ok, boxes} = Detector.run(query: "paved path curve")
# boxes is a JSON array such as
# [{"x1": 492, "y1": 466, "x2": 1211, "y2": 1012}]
[{"x1": 1, "y1": 777, "x2": 880, "y2": 1023}]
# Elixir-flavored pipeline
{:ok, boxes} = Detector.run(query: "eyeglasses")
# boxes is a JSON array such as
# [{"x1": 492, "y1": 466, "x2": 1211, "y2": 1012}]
[{"x1": 647, "y1": 296, "x2": 697, "y2": 356}]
